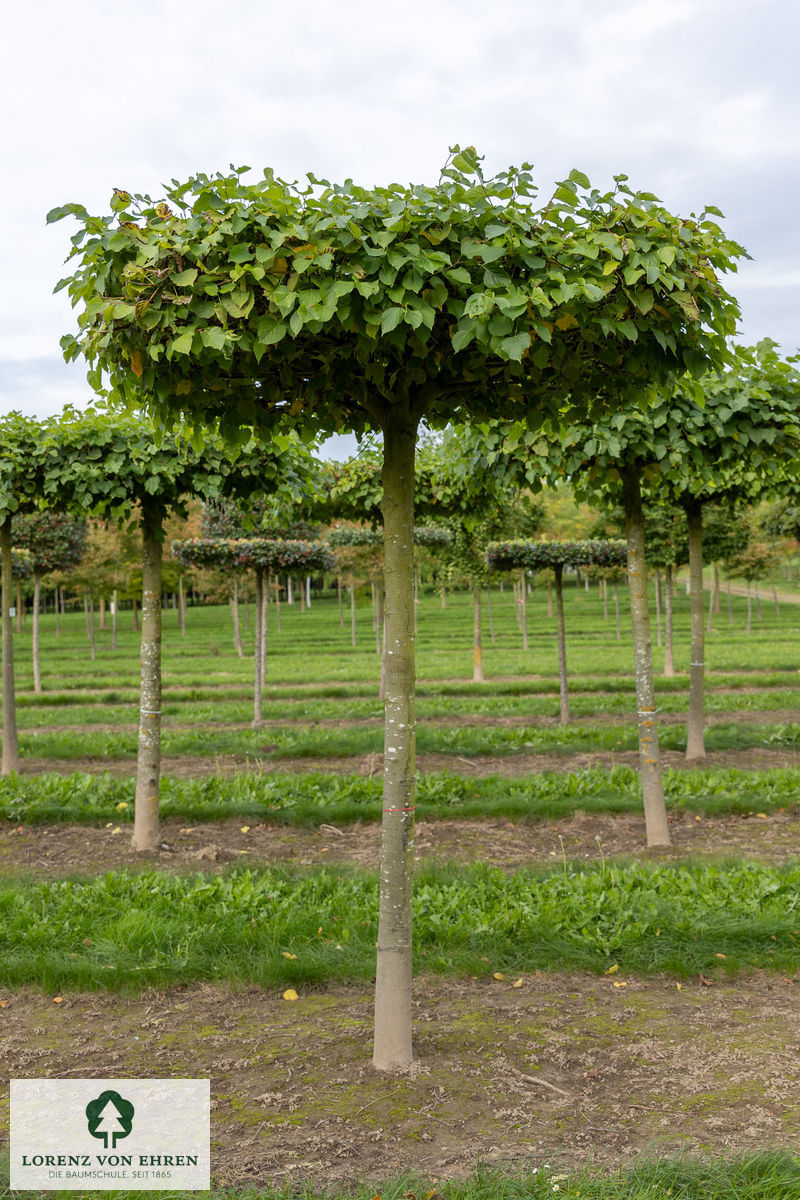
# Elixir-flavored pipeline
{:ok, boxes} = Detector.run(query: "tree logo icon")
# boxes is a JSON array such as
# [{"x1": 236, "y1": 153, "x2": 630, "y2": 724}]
[{"x1": 85, "y1": 1090, "x2": 135, "y2": 1149}]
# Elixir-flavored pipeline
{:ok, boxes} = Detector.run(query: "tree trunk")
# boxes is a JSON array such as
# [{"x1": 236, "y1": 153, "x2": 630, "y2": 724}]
[
  {"x1": 547, "y1": 578, "x2": 554, "y2": 619},
  {"x1": 654, "y1": 570, "x2": 662, "y2": 647},
  {"x1": 32, "y1": 574, "x2": 42, "y2": 695},
  {"x1": 622, "y1": 465, "x2": 670, "y2": 847},
  {"x1": 663, "y1": 564, "x2": 675, "y2": 678},
  {"x1": 132, "y1": 518, "x2": 163, "y2": 852},
  {"x1": 1, "y1": 520, "x2": 19, "y2": 775},
  {"x1": 178, "y1": 573, "x2": 187, "y2": 636},
  {"x1": 440, "y1": 584, "x2": 446, "y2": 608},
  {"x1": 603, "y1": 578, "x2": 609, "y2": 622},
  {"x1": 714, "y1": 564, "x2": 721, "y2": 614},
  {"x1": 231, "y1": 579, "x2": 244, "y2": 658},
  {"x1": 112, "y1": 589, "x2": 118, "y2": 651},
  {"x1": 306, "y1": 574, "x2": 311, "y2": 608},
  {"x1": 261, "y1": 573, "x2": 268, "y2": 683},
  {"x1": 253, "y1": 569, "x2": 263, "y2": 726},
  {"x1": 519, "y1": 570, "x2": 528, "y2": 651},
  {"x1": 287, "y1": 576, "x2": 293, "y2": 605},
  {"x1": 685, "y1": 501, "x2": 706, "y2": 762},
  {"x1": 274, "y1": 576, "x2": 281, "y2": 633},
  {"x1": 350, "y1": 584, "x2": 357, "y2": 647},
  {"x1": 554, "y1": 563, "x2": 569, "y2": 725},
  {"x1": 746, "y1": 581, "x2": 752, "y2": 634},
  {"x1": 373, "y1": 406, "x2": 418, "y2": 1073},
  {"x1": 472, "y1": 585, "x2": 484, "y2": 683}
]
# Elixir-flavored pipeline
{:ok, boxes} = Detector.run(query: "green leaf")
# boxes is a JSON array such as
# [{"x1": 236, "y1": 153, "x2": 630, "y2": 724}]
[
  {"x1": 381, "y1": 307, "x2": 404, "y2": 333},
  {"x1": 451, "y1": 328, "x2": 474, "y2": 353},
  {"x1": 201, "y1": 327, "x2": 226, "y2": 350},
  {"x1": 45, "y1": 203, "x2": 89, "y2": 225},
  {"x1": 172, "y1": 269, "x2": 199, "y2": 287},
  {"x1": 501, "y1": 332, "x2": 530, "y2": 361},
  {"x1": 568, "y1": 169, "x2": 591, "y2": 189},
  {"x1": 171, "y1": 331, "x2": 195, "y2": 355}
]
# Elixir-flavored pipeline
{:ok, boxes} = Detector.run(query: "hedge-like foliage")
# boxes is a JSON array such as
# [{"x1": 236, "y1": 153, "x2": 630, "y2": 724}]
[
  {"x1": 486, "y1": 539, "x2": 627, "y2": 571},
  {"x1": 171, "y1": 537, "x2": 336, "y2": 573},
  {"x1": 326, "y1": 525, "x2": 453, "y2": 548}
]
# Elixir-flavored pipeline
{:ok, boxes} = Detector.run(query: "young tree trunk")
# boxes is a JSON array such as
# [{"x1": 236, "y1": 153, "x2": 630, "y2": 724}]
[
  {"x1": 487, "y1": 586, "x2": 495, "y2": 644},
  {"x1": 575, "y1": 566, "x2": 581, "y2": 590},
  {"x1": 472, "y1": 585, "x2": 484, "y2": 683},
  {"x1": 554, "y1": 563, "x2": 569, "y2": 725},
  {"x1": 299, "y1": 576, "x2": 306, "y2": 612},
  {"x1": 519, "y1": 570, "x2": 528, "y2": 651},
  {"x1": 714, "y1": 564, "x2": 721, "y2": 614},
  {"x1": 622, "y1": 465, "x2": 670, "y2": 847},
  {"x1": 337, "y1": 576, "x2": 343, "y2": 627},
  {"x1": 440, "y1": 584, "x2": 446, "y2": 608},
  {"x1": 306, "y1": 575, "x2": 311, "y2": 608},
  {"x1": 99, "y1": 595, "x2": 106, "y2": 631},
  {"x1": 746, "y1": 581, "x2": 752, "y2": 634},
  {"x1": 253, "y1": 569, "x2": 263, "y2": 726},
  {"x1": 32, "y1": 574, "x2": 42, "y2": 695},
  {"x1": 261, "y1": 574, "x2": 268, "y2": 683},
  {"x1": 132, "y1": 518, "x2": 163, "y2": 853},
  {"x1": 663, "y1": 564, "x2": 675, "y2": 678},
  {"x1": 615, "y1": 585, "x2": 621, "y2": 640},
  {"x1": 373, "y1": 405, "x2": 418, "y2": 1073},
  {"x1": 287, "y1": 576, "x2": 294, "y2": 605},
  {"x1": 1, "y1": 520, "x2": 19, "y2": 775},
  {"x1": 231, "y1": 579, "x2": 244, "y2": 657},
  {"x1": 112, "y1": 589, "x2": 118, "y2": 651},
  {"x1": 685, "y1": 501, "x2": 706, "y2": 762},
  {"x1": 273, "y1": 576, "x2": 281, "y2": 633},
  {"x1": 350, "y1": 584, "x2": 357, "y2": 648},
  {"x1": 546, "y1": 578, "x2": 553, "y2": 619},
  {"x1": 654, "y1": 570, "x2": 662, "y2": 647},
  {"x1": 603, "y1": 578, "x2": 609, "y2": 622},
  {"x1": 178, "y1": 573, "x2": 187, "y2": 636}
]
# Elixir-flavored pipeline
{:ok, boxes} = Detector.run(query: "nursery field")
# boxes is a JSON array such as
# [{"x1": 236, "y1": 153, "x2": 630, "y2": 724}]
[{"x1": 2, "y1": 579, "x2": 800, "y2": 1195}]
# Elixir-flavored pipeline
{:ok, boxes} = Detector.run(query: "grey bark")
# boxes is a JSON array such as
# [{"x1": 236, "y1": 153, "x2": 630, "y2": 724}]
[
  {"x1": 231, "y1": 578, "x2": 244, "y2": 658},
  {"x1": 373, "y1": 406, "x2": 417, "y2": 1072},
  {"x1": 654, "y1": 570, "x2": 662, "y2": 647},
  {"x1": 622, "y1": 465, "x2": 670, "y2": 847},
  {"x1": 1, "y1": 520, "x2": 19, "y2": 775},
  {"x1": 132, "y1": 519, "x2": 163, "y2": 852}
]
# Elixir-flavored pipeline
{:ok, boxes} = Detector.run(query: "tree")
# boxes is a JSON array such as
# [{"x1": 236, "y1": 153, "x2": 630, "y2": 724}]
[
  {"x1": 53, "y1": 148, "x2": 743, "y2": 1069},
  {"x1": 486, "y1": 539, "x2": 626, "y2": 721},
  {"x1": 11, "y1": 512, "x2": 88, "y2": 692},
  {"x1": 172, "y1": 536, "x2": 335, "y2": 722}
]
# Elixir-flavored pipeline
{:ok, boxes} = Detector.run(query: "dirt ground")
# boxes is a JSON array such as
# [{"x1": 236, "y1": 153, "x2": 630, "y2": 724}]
[
  {"x1": 3, "y1": 807, "x2": 800, "y2": 878},
  {"x1": 1, "y1": 974, "x2": 798, "y2": 1185}
]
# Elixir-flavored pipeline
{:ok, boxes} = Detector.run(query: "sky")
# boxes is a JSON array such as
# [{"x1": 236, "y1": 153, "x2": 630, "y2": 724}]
[{"x1": 2, "y1": 0, "x2": 798, "y2": 459}]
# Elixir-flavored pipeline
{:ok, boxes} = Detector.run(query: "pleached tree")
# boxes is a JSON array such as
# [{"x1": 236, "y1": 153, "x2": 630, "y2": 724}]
[{"x1": 53, "y1": 147, "x2": 743, "y2": 1068}]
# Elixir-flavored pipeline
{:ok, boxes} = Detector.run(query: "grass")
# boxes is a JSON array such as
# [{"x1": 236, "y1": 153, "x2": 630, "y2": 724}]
[
  {"x1": 3, "y1": 764, "x2": 800, "y2": 826},
  {"x1": 2, "y1": 1153, "x2": 800, "y2": 1198},
  {"x1": 3, "y1": 858, "x2": 800, "y2": 990}
]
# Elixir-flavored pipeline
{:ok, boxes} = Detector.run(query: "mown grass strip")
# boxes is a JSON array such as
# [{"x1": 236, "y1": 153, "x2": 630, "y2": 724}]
[
  {"x1": 2, "y1": 859, "x2": 800, "y2": 991},
  {"x1": 2, "y1": 764, "x2": 799, "y2": 827},
  {"x1": 15, "y1": 719, "x2": 800, "y2": 763},
  {"x1": 2, "y1": 1152, "x2": 800, "y2": 1199}
]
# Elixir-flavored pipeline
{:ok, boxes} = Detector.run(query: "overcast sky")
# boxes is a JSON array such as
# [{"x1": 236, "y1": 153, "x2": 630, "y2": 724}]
[{"x1": 2, "y1": 0, "x2": 798, "y2": 457}]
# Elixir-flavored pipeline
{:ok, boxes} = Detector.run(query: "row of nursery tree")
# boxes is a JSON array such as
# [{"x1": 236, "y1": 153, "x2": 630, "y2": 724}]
[{"x1": 27, "y1": 146, "x2": 800, "y2": 1069}]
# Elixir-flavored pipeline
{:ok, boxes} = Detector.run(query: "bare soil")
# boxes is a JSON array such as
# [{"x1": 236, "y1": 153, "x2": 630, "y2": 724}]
[
  {"x1": 3, "y1": 808, "x2": 800, "y2": 879},
  {"x1": 1, "y1": 974, "x2": 798, "y2": 1186}
]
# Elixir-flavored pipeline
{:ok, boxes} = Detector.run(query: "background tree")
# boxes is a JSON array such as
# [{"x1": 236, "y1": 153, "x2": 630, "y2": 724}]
[
  {"x1": 10, "y1": 512, "x2": 87, "y2": 693},
  {"x1": 53, "y1": 149, "x2": 743, "y2": 1070}
]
